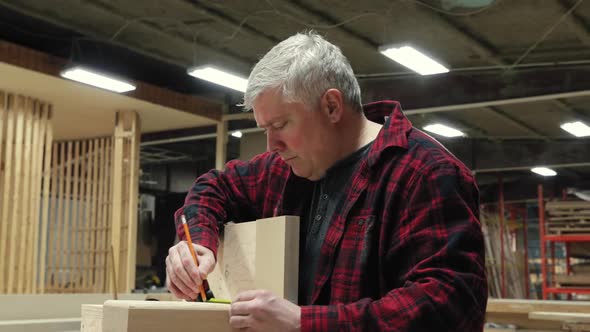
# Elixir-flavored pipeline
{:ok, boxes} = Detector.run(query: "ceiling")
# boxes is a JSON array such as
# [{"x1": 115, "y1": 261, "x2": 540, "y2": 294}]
[
  {"x1": 0, "y1": 61, "x2": 217, "y2": 140},
  {"x1": 0, "y1": 0, "x2": 589, "y2": 199}
]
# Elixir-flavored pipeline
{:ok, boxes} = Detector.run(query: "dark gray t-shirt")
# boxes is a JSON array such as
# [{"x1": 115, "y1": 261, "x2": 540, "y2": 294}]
[{"x1": 299, "y1": 141, "x2": 373, "y2": 305}]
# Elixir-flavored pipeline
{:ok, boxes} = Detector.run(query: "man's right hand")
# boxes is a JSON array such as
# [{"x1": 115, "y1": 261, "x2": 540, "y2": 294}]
[{"x1": 165, "y1": 241, "x2": 216, "y2": 301}]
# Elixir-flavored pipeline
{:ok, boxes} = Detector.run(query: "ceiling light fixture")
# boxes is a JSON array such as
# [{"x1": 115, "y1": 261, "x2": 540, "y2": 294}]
[
  {"x1": 379, "y1": 45, "x2": 449, "y2": 75},
  {"x1": 231, "y1": 131, "x2": 243, "y2": 138},
  {"x1": 423, "y1": 124, "x2": 465, "y2": 137},
  {"x1": 560, "y1": 121, "x2": 590, "y2": 137},
  {"x1": 531, "y1": 167, "x2": 557, "y2": 177},
  {"x1": 187, "y1": 66, "x2": 247, "y2": 92},
  {"x1": 60, "y1": 66, "x2": 136, "y2": 93}
]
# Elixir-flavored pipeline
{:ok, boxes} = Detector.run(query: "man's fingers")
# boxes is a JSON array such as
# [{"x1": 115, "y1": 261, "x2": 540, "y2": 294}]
[
  {"x1": 233, "y1": 289, "x2": 264, "y2": 303},
  {"x1": 229, "y1": 314, "x2": 254, "y2": 329},
  {"x1": 170, "y1": 245, "x2": 200, "y2": 288},
  {"x1": 166, "y1": 259, "x2": 197, "y2": 300}
]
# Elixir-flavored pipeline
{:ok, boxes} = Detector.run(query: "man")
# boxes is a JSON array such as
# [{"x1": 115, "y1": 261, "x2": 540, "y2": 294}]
[{"x1": 166, "y1": 32, "x2": 487, "y2": 331}]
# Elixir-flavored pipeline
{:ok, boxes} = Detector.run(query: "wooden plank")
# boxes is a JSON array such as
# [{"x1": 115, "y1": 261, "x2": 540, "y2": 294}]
[
  {"x1": 90, "y1": 138, "x2": 100, "y2": 291},
  {"x1": 0, "y1": 94, "x2": 14, "y2": 293},
  {"x1": 81, "y1": 304, "x2": 103, "y2": 332},
  {"x1": 0, "y1": 293, "x2": 145, "y2": 320},
  {"x1": 110, "y1": 114, "x2": 125, "y2": 293},
  {"x1": 95, "y1": 138, "x2": 106, "y2": 292},
  {"x1": 30, "y1": 102, "x2": 45, "y2": 293},
  {"x1": 555, "y1": 274, "x2": 590, "y2": 286},
  {"x1": 126, "y1": 112, "x2": 140, "y2": 292},
  {"x1": 55, "y1": 142, "x2": 67, "y2": 290},
  {"x1": 0, "y1": 92, "x2": 5, "y2": 286},
  {"x1": 20, "y1": 99, "x2": 36, "y2": 294},
  {"x1": 70, "y1": 140, "x2": 80, "y2": 291},
  {"x1": 546, "y1": 201, "x2": 590, "y2": 210},
  {"x1": 529, "y1": 311, "x2": 590, "y2": 323},
  {"x1": 255, "y1": 216, "x2": 300, "y2": 303},
  {"x1": 75, "y1": 140, "x2": 87, "y2": 291},
  {"x1": 7, "y1": 95, "x2": 25, "y2": 294},
  {"x1": 83, "y1": 140, "x2": 95, "y2": 288},
  {"x1": 62, "y1": 141, "x2": 73, "y2": 291},
  {"x1": 37, "y1": 108, "x2": 52, "y2": 293},
  {"x1": 487, "y1": 298, "x2": 590, "y2": 314},
  {"x1": 81, "y1": 139, "x2": 91, "y2": 291},
  {"x1": 104, "y1": 138, "x2": 113, "y2": 293},
  {"x1": 102, "y1": 300, "x2": 231, "y2": 332},
  {"x1": 0, "y1": 318, "x2": 81, "y2": 332},
  {"x1": 46, "y1": 142, "x2": 59, "y2": 290}
]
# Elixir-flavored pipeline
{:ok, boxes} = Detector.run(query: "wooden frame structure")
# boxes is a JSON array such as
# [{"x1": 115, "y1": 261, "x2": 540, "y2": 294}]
[{"x1": 0, "y1": 89, "x2": 141, "y2": 294}]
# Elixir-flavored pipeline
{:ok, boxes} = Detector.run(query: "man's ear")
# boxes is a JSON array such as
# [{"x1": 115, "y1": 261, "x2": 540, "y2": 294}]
[{"x1": 321, "y1": 89, "x2": 344, "y2": 123}]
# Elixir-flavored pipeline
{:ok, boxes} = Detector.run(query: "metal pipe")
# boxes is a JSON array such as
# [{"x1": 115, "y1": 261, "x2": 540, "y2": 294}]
[{"x1": 538, "y1": 184, "x2": 547, "y2": 300}]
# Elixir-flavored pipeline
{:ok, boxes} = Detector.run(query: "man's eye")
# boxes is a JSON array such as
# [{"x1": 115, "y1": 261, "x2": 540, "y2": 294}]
[{"x1": 274, "y1": 122, "x2": 286, "y2": 130}]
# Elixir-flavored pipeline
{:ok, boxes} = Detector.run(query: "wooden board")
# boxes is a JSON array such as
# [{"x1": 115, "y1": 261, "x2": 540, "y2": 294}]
[
  {"x1": 102, "y1": 300, "x2": 232, "y2": 332},
  {"x1": 486, "y1": 299, "x2": 590, "y2": 330},
  {"x1": 81, "y1": 304, "x2": 103, "y2": 332},
  {"x1": 207, "y1": 216, "x2": 300, "y2": 302},
  {"x1": 529, "y1": 311, "x2": 590, "y2": 323},
  {"x1": 555, "y1": 274, "x2": 590, "y2": 286}
]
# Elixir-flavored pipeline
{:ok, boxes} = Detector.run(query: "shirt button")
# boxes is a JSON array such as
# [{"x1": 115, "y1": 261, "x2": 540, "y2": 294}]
[
  {"x1": 315, "y1": 215, "x2": 322, "y2": 221},
  {"x1": 321, "y1": 194, "x2": 328, "y2": 200}
]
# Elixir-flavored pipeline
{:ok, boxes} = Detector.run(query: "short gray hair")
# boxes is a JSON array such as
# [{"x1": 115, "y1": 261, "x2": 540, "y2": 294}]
[{"x1": 243, "y1": 31, "x2": 362, "y2": 112}]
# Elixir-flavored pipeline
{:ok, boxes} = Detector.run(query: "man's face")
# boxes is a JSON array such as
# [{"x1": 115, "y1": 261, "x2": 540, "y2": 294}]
[{"x1": 253, "y1": 89, "x2": 333, "y2": 181}]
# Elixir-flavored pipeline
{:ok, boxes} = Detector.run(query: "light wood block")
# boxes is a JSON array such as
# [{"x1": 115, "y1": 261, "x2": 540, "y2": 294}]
[
  {"x1": 207, "y1": 216, "x2": 300, "y2": 302},
  {"x1": 529, "y1": 311, "x2": 590, "y2": 323},
  {"x1": 102, "y1": 300, "x2": 232, "y2": 332},
  {"x1": 81, "y1": 304, "x2": 103, "y2": 332}
]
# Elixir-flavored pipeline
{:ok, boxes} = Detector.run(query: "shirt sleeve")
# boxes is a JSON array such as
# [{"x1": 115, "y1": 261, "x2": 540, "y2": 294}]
[
  {"x1": 300, "y1": 163, "x2": 488, "y2": 331},
  {"x1": 173, "y1": 153, "x2": 275, "y2": 258}
]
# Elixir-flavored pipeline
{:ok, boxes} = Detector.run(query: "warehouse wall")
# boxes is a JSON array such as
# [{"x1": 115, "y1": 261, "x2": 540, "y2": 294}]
[{"x1": 239, "y1": 131, "x2": 266, "y2": 161}]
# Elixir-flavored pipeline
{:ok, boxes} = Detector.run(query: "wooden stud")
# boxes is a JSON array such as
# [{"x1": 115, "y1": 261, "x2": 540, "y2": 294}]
[
  {"x1": 96, "y1": 138, "x2": 106, "y2": 291},
  {"x1": 63, "y1": 141, "x2": 73, "y2": 292},
  {"x1": 126, "y1": 112, "x2": 140, "y2": 292},
  {"x1": 7, "y1": 95, "x2": 25, "y2": 294},
  {"x1": 17, "y1": 97, "x2": 32, "y2": 293},
  {"x1": 37, "y1": 105, "x2": 52, "y2": 293},
  {"x1": 90, "y1": 138, "x2": 100, "y2": 291},
  {"x1": 55, "y1": 142, "x2": 67, "y2": 290},
  {"x1": 70, "y1": 140, "x2": 80, "y2": 291},
  {"x1": 47, "y1": 142, "x2": 59, "y2": 291},
  {"x1": 110, "y1": 114, "x2": 125, "y2": 293},
  {"x1": 83, "y1": 139, "x2": 94, "y2": 291},
  {"x1": 21, "y1": 99, "x2": 36, "y2": 294},
  {"x1": 0, "y1": 94, "x2": 13, "y2": 293},
  {"x1": 29, "y1": 102, "x2": 43, "y2": 293}
]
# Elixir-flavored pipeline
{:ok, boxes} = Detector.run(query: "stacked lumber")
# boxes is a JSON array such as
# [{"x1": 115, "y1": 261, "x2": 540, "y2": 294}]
[
  {"x1": 481, "y1": 209, "x2": 527, "y2": 298},
  {"x1": 486, "y1": 298, "x2": 590, "y2": 331},
  {"x1": 545, "y1": 200, "x2": 590, "y2": 291}
]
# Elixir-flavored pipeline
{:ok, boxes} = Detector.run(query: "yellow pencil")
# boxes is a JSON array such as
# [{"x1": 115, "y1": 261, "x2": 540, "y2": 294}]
[{"x1": 181, "y1": 215, "x2": 207, "y2": 302}]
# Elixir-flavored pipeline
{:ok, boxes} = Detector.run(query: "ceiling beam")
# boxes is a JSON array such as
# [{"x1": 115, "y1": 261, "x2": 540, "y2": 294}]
[
  {"x1": 84, "y1": 0, "x2": 255, "y2": 65},
  {"x1": 556, "y1": 0, "x2": 590, "y2": 47},
  {"x1": 552, "y1": 99, "x2": 590, "y2": 122},
  {"x1": 486, "y1": 106, "x2": 551, "y2": 141},
  {"x1": 410, "y1": 3, "x2": 506, "y2": 66},
  {"x1": 180, "y1": 0, "x2": 281, "y2": 45},
  {"x1": 434, "y1": 113, "x2": 496, "y2": 141},
  {"x1": 0, "y1": 39, "x2": 223, "y2": 120},
  {"x1": 271, "y1": 0, "x2": 379, "y2": 50},
  {"x1": 445, "y1": 139, "x2": 590, "y2": 173}
]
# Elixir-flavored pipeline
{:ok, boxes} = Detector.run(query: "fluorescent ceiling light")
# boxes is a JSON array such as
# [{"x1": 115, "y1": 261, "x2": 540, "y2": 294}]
[
  {"x1": 187, "y1": 66, "x2": 247, "y2": 92},
  {"x1": 531, "y1": 167, "x2": 557, "y2": 176},
  {"x1": 60, "y1": 66, "x2": 136, "y2": 93},
  {"x1": 379, "y1": 45, "x2": 449, "y2": 75},
  {"x1": 423, "y1": 124, "x2": 465, "y2": 137},
  {"x1": 231, "y1": 131, "x2": 243, "y2": 138},
  {"x1": 560, "y1": 121, "x2": 590, "y2": 137}
]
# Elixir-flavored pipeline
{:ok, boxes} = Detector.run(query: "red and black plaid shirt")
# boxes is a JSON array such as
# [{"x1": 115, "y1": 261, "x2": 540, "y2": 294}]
[{"x1": 175, "y1": 101, "x2": 487, "y2": 331}]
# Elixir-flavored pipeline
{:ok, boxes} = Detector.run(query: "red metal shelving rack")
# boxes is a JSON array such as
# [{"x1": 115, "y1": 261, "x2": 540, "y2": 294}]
[{"x1": 537, "y1": 184, "x2": 590, "y2": 299}]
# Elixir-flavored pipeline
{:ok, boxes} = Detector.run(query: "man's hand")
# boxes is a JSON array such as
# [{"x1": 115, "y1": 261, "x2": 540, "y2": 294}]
[
  {"x1": 165, "y1": 241, "x2": 215, "y2": 301},
  {"x1": 229, "y1": 290, "x2": 301, "y2": 332}
]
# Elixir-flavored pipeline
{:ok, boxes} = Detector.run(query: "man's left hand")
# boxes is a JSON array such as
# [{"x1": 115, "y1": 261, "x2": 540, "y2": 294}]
[{"x1": 229, "y1": 290, "x2": 301, "y2": 332}]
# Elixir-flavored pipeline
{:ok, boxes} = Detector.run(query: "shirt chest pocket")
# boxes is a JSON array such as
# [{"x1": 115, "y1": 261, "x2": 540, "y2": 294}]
[{"x1": 331, "y1": 215, "x2": 378, "y2": 301}]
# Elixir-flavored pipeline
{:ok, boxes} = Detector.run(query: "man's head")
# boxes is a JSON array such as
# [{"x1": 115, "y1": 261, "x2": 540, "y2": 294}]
[{"x1": 244, "y1": 32, "x2": 364, "y2": 180}]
